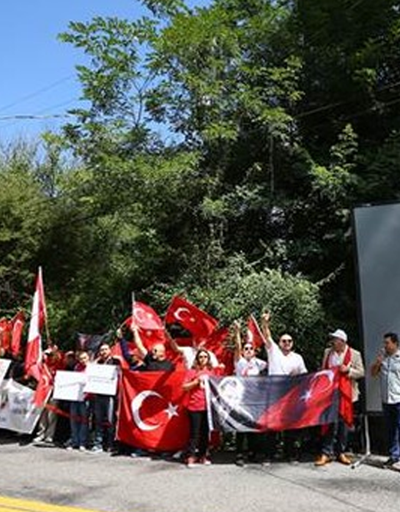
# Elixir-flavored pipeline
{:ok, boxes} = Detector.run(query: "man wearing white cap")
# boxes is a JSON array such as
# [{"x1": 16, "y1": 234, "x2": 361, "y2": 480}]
[{"x1": 314, "y1": 329, "x2": 365, "y2": 466}]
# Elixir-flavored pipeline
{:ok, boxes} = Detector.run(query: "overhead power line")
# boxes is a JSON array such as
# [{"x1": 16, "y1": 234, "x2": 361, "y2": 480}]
[
  {"x1": 0, "y1": 114, "x2": 74, "y2": 121},
  {"x1": 0, "y1": 75, "x2": 74, "y2": 114}
]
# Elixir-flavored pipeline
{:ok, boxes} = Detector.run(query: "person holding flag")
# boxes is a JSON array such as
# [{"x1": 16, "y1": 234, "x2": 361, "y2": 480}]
[
  {"x1": 232, "y1": 320, "x2": 267, "y2": 466},
  {"x1": 314, "y1": 329, "x2": 365, "y2": 467},
  {"x1": 261, "y1": 312, "x2": 308, "y2": 461},
  {"x1": 129, "y1": 324, "x2": 174, "y2": 372},
  {"x1": 260, "y1": 312, "x2": 307, "y2": 377},
  {"x1": 33, "y1": 344, "x2": 64, "y2": 445},
  {"x1": 182, "y1": 349, "x2": 216, "y2": 467}
]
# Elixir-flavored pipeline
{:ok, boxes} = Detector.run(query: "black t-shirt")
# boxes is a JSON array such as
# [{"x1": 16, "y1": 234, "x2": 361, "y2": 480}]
[{"x1": 140, "y1": 353, "x2": 174, "y2": 372}]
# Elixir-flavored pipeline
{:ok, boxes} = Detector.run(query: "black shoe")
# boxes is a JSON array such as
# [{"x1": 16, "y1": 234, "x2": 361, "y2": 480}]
[
  {"x1": 247, "y1": 452, "x2": 257, "y2": 463},
  {"x1": 235, "y1": 455, "x2": 245, "y2": 467},
  {"x1": 383, "y1": 457, "x2": 399, "y2": 468}
]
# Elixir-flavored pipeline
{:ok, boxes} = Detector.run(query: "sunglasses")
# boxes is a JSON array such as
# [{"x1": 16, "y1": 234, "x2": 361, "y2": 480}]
[
  {"x1": 243, "y1": 346, "x2": 254, "y2": 351},
  {"x1": 281, "y1": 338, "x2": 293, "y2": 343}
]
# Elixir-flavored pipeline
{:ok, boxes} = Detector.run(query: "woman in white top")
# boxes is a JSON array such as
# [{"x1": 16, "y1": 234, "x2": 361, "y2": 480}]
[{"x1": 232, "y1": 321, "x2": 267, "y2": 466}]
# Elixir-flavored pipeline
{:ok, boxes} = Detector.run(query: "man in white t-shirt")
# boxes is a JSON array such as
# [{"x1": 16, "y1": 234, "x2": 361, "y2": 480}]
[
  {"x1": 260, "y1": 313, "x2": 307, "y2": 376},
  {"x1": 266, "y1": 332, "x2": 307, "y2": 376},
  {"x1": 260, "y1": 312, "x2": 308, "y2": 461}
]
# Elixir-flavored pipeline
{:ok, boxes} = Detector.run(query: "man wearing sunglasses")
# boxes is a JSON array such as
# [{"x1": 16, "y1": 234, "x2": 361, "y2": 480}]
[
  {"x1": 260, "y1": 312, "x2": 307, "y2": 461},
  {"x1": 118, "y1": 324, "x2": 174, "y2": 372},
  {"x1": 260, "y1": 313, "x2": 307, "y2": 377}
]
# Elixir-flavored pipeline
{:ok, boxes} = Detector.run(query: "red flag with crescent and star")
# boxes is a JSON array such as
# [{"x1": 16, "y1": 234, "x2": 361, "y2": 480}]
[
  {"x1": 206, "y1": 326, "x2": 234, "y2": 376},
  {"x1": 116, "y1": 370, "x2": 190, "y2": 452},
  {"x1": 25, "y1": 267, "x2": 47, "y2": 382},
  {"x1": 11, "y1": 311, "x2": 25, "y2": 357},
  {"x1": 33, "y1": 363, "x2": 53, "y2": 407},
  {"x1": 126, "y1": 301, "x2": 164, "y2": 331},
  {"x1": 165, "y1": 296, "x2": 218, "y2": 342},
  {"x1": 0, "y1": 317, "x2": 11, "y2": 352},
  {"x1": 246, "y1": 315, "x2": 264, "y2": 350},
  {"x1": 123, "y1": 301, "x2": 166, "y2": 351}
]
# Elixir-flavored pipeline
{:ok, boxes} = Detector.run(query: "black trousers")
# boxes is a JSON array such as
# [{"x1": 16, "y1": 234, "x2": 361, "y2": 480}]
[
  {"x1": 236, "y1": 432, "x2": 258, "y2": 456},
  {"x1": 187, "y1": 410, "x2": 209, "y2": 458}
]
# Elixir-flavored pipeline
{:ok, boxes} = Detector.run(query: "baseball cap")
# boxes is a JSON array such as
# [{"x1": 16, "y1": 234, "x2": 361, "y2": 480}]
[{"x1": 329, "y1": 329, "x2": 348, "y2": 342}]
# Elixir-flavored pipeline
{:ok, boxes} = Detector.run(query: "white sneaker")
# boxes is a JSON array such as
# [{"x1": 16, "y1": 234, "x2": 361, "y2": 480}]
[
  {"x1": 79, "y1": 446, "x2": 87, "y2": 452},
  {"x1": 90, "y1": 446, "x2": 103, "y2": 454},
  {"x1": 172, "y1": 450, "x2": 183, "y2": 460},
  {"x1": 66, "y1": 446, "x2": 74, "y2": 451}
]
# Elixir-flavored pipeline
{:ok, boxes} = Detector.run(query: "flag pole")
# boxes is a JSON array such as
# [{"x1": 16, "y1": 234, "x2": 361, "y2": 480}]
[{"x1": 131, "y1": 292, "x2": 135, "y2": 328}]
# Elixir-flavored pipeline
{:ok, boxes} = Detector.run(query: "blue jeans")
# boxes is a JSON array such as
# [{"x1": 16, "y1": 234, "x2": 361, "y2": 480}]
[
  {"x1": 70, "y1": 400, "x2": 90, "y2": 448},
  {"x1": 93, "y1": 395, "x2": 115, "y2": 450},
  {"x1": 383, "y1": 402, "x2": 400, "y2": 461},
  {"x1": 321, "y1": 417, "x2": 349, "y2": 456}
]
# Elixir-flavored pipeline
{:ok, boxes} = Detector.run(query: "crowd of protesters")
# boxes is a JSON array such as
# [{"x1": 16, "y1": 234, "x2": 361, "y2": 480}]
[{"x1": 0, "y1": 310, "x2": 371, "y2": 469}]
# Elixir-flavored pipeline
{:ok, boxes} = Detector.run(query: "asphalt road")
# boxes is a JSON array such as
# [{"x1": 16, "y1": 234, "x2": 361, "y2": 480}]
[{"x1": 0, "y1": 434, "x2": 399, "y2": 512}]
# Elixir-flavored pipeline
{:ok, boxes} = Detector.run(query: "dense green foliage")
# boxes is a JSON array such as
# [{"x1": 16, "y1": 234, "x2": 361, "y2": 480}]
[{"x1": 2, "y1": 0, "x2": 400, "y2": 357}]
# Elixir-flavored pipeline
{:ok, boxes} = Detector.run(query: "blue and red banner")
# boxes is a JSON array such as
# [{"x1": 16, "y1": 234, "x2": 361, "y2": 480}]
[{"x1": 207, "y1": 369, "x2": 340, "y2": 432}]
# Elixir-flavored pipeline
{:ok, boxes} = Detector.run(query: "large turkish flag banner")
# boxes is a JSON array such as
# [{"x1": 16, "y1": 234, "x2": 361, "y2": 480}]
[{"x1": 117, "y1": 370, "x2": 190, "y2": 452}]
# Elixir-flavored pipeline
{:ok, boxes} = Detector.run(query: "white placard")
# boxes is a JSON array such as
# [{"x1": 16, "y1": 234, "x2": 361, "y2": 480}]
[
  {"x1": 53, "y1": 371, "x2": 87, "y2": 401},
  {"x1": 0, "y1": 359, "x2": 11, "y2": 385},
  {"x1": 84, "y1": 364, "x2": 119, "y2": 396},
  {"x1": 0, "y1": 379, "x2": 41, "y2": 434}
]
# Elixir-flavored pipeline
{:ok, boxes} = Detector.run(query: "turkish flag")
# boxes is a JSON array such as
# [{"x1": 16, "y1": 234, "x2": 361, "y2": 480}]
[
  {"x1": 123, "y1": 320, "x2": 167, "y2": 352},
  {"x1": 33, "y1": 363, "x2": 53, "y2": 407},
  {"x1": 246, "y1": 315, "x2": 264, "y2": 349},
  {"x1": 117, "y1": 370, "x2": 190, "y2": 452},
  {"x1": 126, "y1": 301, "x2": 164, "y2": 331},
  {"x1": 338, "y1": 374, "x2": 354, "y2": 427},
  {"x1": 0, "y1": 318, "x2": 11, "y2": 352},
  {"x1": 11, "y1": 311, "x2": 25, "y2": 357},
  {"x1": 25, "y1": 267, "x2": 47, "y2": 381},
  {"x1": 206, "y1": 327, "x2": 234, "y2": 376},
  {"x1": 165, "y1": 296, "x2": 218, "y2": 341},
  {"x1": 123, "y1": 301, "x2": 166, "y2": 351},
  {"x1": 257, "y1": 369, "x2": 340, "y2": 431}
]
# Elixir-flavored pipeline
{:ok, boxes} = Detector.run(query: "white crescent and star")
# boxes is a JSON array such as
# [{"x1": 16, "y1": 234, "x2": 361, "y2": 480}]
[
  {"x1": 301, "y1": 369, "x2": 335, "y2": 402},
  {"x1": 174, "y1": 307, "x2": 196, "y2": 323},
  {"x1": 131, "y1": 390, "x2": 179, "y2": 431},
  {"x1": 133, "y1": 308, "x2": 147, "y2": 324},
  {"x1": 133, "y1": 304, "x2": 161, "y2": 329}
]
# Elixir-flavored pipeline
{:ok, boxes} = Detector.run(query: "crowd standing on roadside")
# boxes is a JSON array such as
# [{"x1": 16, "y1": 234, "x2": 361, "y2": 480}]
[{"x1": 0, "y1": 310, "x2": 377, "y2": 470}]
